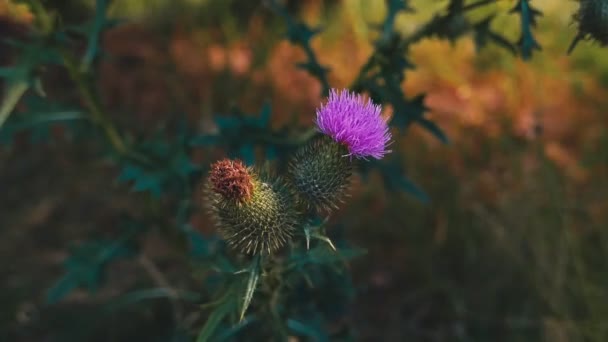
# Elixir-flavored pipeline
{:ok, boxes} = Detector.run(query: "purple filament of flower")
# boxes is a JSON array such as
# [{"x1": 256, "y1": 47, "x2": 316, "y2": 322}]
[{"x1": 315, "y1": 89, "x2": 391, "y2": 159}]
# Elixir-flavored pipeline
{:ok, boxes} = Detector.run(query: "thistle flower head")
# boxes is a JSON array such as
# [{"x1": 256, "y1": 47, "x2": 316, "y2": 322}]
[
  {"x1": 205, "y1": 160, "x2": 299, "y2": 255},
  {"x1": 315, "y1": 88, "x2": 391, "y2": 159},
  {"x1": 209, "y1": 159, "x2": 254, "y2": 202}
]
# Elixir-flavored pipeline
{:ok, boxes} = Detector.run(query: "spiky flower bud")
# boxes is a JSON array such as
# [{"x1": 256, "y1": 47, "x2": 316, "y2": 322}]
[
  {"x1": 290, "y1": 135, "x2": 353, "y2": 212},
  {"x1": 289, "y1": 89, "x2": 391, "y2": 212},
  {"x1": 206, "y1": 159, "x2": 299, "y2": 255},
  {"x1": 568, "y1": 0, "x2": 608, "y2": 53}
]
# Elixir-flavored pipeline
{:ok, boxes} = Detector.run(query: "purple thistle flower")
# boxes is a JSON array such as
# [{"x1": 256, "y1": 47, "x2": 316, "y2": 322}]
[{"x1": 315, "y1": 88, "x2": 391, "y2": 159}]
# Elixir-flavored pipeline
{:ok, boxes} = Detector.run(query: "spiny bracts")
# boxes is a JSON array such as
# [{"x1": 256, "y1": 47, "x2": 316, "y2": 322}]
[
  {"x1": 289, "y1": 135, "x2": 353, "y2": 213},
  {"x1": 205, "y1": 159, "x2": 299, "y2": 255},
  {"x1": 569, "y1": 0, "x2": 608, "y2": 53}
]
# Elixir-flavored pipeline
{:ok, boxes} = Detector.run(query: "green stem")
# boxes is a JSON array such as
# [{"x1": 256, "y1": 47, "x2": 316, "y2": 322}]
[
  {"x1": 61, "y1": 51, "x2": 151, "y2": 165},
  {"x1": 138, "y1": 255, "x2": 182, "y2": 324},
  {"x1": 62, "y1": 51, "x2": 127, "y2": 154},
  {"x1": 265, "y1": 0, "x2": 330, "y2": 97},
  {"x1": 351, "y1": 0, "x2": 498, "y2": 91}
]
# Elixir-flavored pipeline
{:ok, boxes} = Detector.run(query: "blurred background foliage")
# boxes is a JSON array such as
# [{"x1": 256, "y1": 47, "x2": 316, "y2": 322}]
[{"x1": 2, "y1": 0, "x2": 608, "y2": 341}]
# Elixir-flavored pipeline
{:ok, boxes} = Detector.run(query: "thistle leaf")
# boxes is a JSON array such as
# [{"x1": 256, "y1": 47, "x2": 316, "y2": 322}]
[
  {"x1": 287, "y1": 318, "x2": 330, "y2": 342},
  {"x1": 511, "y1": 0, "x2": 542, "y2": 59},
  {"x1": 266, "y1": 0, "x2": 330, "y2": 96},
  {"x1": 0, "y1": 106, "x2": 85, "y2": 146},
  {"x1": 196, "y1": 299, "x2": 234, "y2": 342},
  {"x1": 46, "y1": 239, "x2": 136, "y2": 304},
  {"x1": 240, "y1": 256, "x2": 261, "y2": 321},
  {"x1": 416, "y1": 117, "x2": 449, "y2": 144},
  {"x1": 0, "y1": 78, "x2": 29, "y2": 128},
  {"x1": 81, "y1": 0, "x2": 112, "y2": 71},
  {"x1": 117, "y1": 135, "x2": 198, "y2": 197},
  {"x1": 105, "y1": 288, "x2": 201, "y2": 311},
  {"x1": 215, "y1": 316, "x2": 256, "y2": 341}
]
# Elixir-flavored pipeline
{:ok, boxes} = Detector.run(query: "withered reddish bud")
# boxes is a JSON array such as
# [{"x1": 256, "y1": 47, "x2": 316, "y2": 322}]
[
  {"x1": 205, "y1": 163, "x2": 300, "y2": 255},
  {"x1": 209, "y1": 159, "x2": 254, "y2": 202}
]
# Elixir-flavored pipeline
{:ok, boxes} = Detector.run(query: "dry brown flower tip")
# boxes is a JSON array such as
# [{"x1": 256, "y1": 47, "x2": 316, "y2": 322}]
[{"x1": 209, "y1": 159, "x2": 254, "y2": 202}]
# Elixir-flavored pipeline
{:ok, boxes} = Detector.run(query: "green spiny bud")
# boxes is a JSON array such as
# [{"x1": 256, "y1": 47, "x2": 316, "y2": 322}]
[
  {"x1": 205, "y1": 159, "x2": 299, "y2": 255},
  {"x1": 568, "y1": 0, "x2": 608, "y2": 53},
  {"x1": 288, "y1": 135, "x2": 353, "y2": 213}
]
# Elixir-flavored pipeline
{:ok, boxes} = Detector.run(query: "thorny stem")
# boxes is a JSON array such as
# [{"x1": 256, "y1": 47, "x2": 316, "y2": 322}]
[
  {"x1": 379, "y1": 0, "x2": 412, "y2": 45},
  {"x1": 61, "y1": 52, "x2": 126, "y2": 153},
  {"x1": 138, "y1": 255, "x2": 183, "y2": 323},
  {"x1": 60, "y1": 17, "x2": 293, "y2": 331},
  {"x1": 264, "y1": 0, "x2": 331, "y2": 97},
  {"x1": 301, "y1": 42, "x2": 331, "y2": 97},
  {"x1": 61, "y1": 51, "x2": 151, "y2": 165},
  {"x1": 262, "y1": 259, "x2": 290, "y2": 339},
  {"x1": 351, "y1": 0, "x2": 498, "y2": 90}
]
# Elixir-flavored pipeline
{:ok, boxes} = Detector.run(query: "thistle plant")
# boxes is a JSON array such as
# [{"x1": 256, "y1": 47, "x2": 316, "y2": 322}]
[
  {"x1": 207, "y1": 89, "x2": 391, "y2": 243},
  {"x1": 207, "y1": 89, "x2": 391, "y2": 253},
  {"x1": 3, "y1": 0, "x2": 606, "y2": 340},
  {"x1": 202, "y1": 89, "x2": 391, "y2": 325},
  {"x1": 569, "y1": 0, "x2": 608, "y2": 53}
]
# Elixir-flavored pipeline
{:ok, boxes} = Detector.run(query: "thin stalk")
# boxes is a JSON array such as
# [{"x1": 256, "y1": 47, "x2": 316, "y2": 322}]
[
  {"x1": 139, "y1": 255, "x2": 183, "y2": 324},
  {"x1": 61, "y1": 51, "x2": 151, "y2": 165},
  {"x1": 62, "y1": 51, "x2": 127, "y2": 155}
]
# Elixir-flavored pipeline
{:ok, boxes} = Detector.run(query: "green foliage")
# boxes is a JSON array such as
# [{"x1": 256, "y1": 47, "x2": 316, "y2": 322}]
[
  {"x1": 266, "y1": 0, "x2": 331, "y2": 96},
  {"x1": 189, "y1": 102, "x2": 320, "y2": 167},
  {"x1": 47, "y1": 237, "x2": 137, "y2": 304},
  {"x1": 80, "y1": 0, "x2": 113, "y2": 71},
  {"x1": 196, "y1": 284, "x2": 239, "y2": 342},
  {"x1": 118, "y1": 134, "x2": 199, "y2": 197},
  {"x1": 361, "y1": 156, "x2": 431, "y2": 203},
  {"x1": 106, "y1": 287, "x2": 201, "y2": 310},
  {"x1": 0, "y1": 40, "x2": 62, "y2": 128},
  {"x1": 239, "y1": 256, "x2": 261, "y2": 321},
  {"x1": 44, "y1": 219, "x2": 144, "y2": 305},
  {"x1": 510, "y1": 0, "x2": 542, "y2": 59},
  {"x1": 0, "y1": 94, "x2": 86, "y2": 145},
  {"x1": 190, "y1": 103, "x2": 277, "y2": 165}
]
